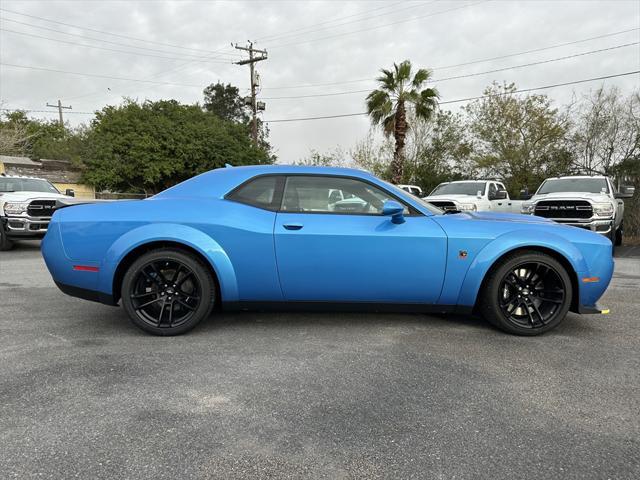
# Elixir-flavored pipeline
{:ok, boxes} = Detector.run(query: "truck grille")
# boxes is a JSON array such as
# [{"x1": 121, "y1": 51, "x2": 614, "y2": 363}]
[
  {"x1": 27, "y1": 200, "x2": 57, "y2": 218},
  {"x1": 428, "y1": 201, "x2": 458, "y2": 212},
  {"x1": 534, "y1": 200, "x2": 592, "y2": 219}
]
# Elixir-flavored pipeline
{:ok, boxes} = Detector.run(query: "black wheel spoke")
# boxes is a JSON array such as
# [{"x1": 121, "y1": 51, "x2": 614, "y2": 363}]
[
  {"x1": 171, "y1": 265, "x2": 182, "y2": 284},
  {"x1": 131, "y1": 291, "x2": 156, "y2": 299},
  {"x1": 176, "y1": 298, "x2": 196, "y2": 311},
  {"x1": 135, "y1": 297, "x2": 162, "y2": 310}
]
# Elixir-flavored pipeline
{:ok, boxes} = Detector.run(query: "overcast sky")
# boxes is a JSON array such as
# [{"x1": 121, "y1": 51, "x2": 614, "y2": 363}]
[{"x1": 1, "y1": 0, "x2": 639, "y2": 162}]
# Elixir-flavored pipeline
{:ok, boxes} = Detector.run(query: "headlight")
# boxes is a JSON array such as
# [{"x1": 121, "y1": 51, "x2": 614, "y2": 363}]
[
  {"x1": 592, "y1": 203, "x2": 614, "y2": 216},
  {"x1": 521, "y1": 202, "x2": 535, "y2": 214},
  {"x1": 457, "y1": 203, "x2": 477, "y2": 211},
  {"x1": 3, "y1": 202, "x2": 29, "y2": 215}
]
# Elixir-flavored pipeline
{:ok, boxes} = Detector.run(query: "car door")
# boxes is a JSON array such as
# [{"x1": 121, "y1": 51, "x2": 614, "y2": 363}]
[
  {"x1": 489, "y1": 182, "x2": 511, "y2": 212},
  {"x1": 273, "y1": 175, "x2": 447, "y2": 304}
]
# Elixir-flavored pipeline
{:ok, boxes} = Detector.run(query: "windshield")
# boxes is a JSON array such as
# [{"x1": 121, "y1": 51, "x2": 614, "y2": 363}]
[
  {"x1": 0, "y1": 177, "x2": 60, "y2": 194},
  {"x1": 382, "y1": 181, "x2": 443, "y2": 215},
  {"x1": 430, "y1": 182, "x2": 486, "y2": 196},
  {"x1": 537, "y1": 178, "x2": 608, "y2": 195}
]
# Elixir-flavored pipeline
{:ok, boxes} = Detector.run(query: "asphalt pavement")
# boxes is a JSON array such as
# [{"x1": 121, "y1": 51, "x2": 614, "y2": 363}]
[{"x1": 1, "y1": 241, "x2": 638, "y2": 479}]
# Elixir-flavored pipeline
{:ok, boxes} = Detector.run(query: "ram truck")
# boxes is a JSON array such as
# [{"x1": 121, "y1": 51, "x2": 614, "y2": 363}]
[
  {"x1": 520, "y1": 175, "x2": 625, "y2": 246},
  {"x1": 0, "y1": 175, "x2": 74, "y2": 251},
  {"x1": 423, "y1": 180, "x2": 522, "y2": 213}
]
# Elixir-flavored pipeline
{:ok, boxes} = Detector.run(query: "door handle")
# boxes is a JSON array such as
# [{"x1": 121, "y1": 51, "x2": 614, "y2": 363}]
[{"x1": 283, "y1": 223, "x2": 303, "y2": 230}]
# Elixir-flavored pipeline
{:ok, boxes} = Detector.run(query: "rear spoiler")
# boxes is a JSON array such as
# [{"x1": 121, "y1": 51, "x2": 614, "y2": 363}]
[{"x1": 54, "y1": 198, "x2": 134, "y2": 210}]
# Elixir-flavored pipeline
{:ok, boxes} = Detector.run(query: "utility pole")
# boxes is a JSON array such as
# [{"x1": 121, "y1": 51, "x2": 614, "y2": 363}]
[
  {"x1": 46, "y1": 99, "x2": 72, "y2": 127},
  {"x1": 234, "y1": 41, "x2": 267, "y2": 146}
]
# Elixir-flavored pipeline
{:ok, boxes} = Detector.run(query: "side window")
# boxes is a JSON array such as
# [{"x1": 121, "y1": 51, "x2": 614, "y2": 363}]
[
  {"x1": 488, "y1": 182, "x2": 497, "y2": 199},
  {"x1": 227, "y1": 175, "x2": 283, "y2": 211},
  {"x1": 281, "y1": 176, "x2": 408, "y2": 215}
]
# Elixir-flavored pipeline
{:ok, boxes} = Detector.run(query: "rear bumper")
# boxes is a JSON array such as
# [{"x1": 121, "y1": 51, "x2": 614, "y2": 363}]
[{"x1": 54, "y1": 281, "x2": 118, "y2": 306}]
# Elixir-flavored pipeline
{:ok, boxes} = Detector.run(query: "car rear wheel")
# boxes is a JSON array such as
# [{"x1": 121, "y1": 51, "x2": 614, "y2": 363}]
[
  {"x1": 0, "y1": 226, "x2": 14, "y2": 251},
  {"x1": 479, "y1": 251, "x2": 572, "y2": 336},
  {"x1": 121, "y1": 248, "x2": 216, "y2": 335}
]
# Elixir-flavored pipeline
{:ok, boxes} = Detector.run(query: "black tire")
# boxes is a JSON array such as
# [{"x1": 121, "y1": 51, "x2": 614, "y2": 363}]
[
  {"x1": 479, "y1": 250, "x2": 573, "y2": 336},
  {"x1": 615, "y1": 221, "x2": 623, "y2": 247},
  {"x1": 121, "y1": 248, "x2": 217, "y2": 335},
  {"x1": 0, "y1": 224, "x2": 14, "y2": 251}
]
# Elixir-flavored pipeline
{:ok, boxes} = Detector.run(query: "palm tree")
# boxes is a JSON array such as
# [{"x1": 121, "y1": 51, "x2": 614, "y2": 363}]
[{"x1": 366, "y1": 60, "x2": 439, "y2": 184}]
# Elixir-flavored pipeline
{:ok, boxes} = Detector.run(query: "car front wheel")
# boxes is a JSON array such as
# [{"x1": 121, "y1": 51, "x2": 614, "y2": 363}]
[
  {"x1": 121, "y1": 248, "x2": 217, "y2": 335},
  {"x1": 479, "y1": 251, "x2": 573, "y2": 336},
  {"x1": 0, "y1": 225, "x2": 14, "y2": 251}
]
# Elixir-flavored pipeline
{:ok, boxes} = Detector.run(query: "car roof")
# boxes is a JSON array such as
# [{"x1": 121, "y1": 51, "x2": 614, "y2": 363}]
[
  {"x1": 155, "y1": 164, "x2": 381, "y2": 199},
  {"x1": 545, "y1": 175, "x2": 607, "y2": 180}
]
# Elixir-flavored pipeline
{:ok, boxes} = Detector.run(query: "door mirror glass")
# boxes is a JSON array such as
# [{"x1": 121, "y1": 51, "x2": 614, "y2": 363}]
[
  {"x1": 65, "y1": 189, "x2": 75, "y2": 197},
  {"x1": 494, "y1": 190, "x2": 508, "y2": 200},
  {"x1": 382, "y1": 200, "x2": 405, "y2": 224}
]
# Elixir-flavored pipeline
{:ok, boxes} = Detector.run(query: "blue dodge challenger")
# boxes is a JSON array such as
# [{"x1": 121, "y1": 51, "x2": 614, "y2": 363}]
[{"x1": 42, "y1": 165, "x2": 614, "y2": 336}]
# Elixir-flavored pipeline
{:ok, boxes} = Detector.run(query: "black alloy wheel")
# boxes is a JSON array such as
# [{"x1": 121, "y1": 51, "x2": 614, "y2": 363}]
[
  {"x1": 498, "y1": 262, "x2": 566, "y2": 329},
  {"x1": 121, "y1": 249, "x2": 216, "y2": 335},
  {"x1": 480, "y1": 251, "x2": 572, "y2": 335}
]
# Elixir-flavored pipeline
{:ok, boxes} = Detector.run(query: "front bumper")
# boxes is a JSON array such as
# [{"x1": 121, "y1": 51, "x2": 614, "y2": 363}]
[
  {"x1": 554, "y1": 218, "x2": 613, "y2": 235},
  {"x1": 1, "y1": 215, "x2": 50, "y2": 238},
  {"x1": 578, "y1": 304, "x2": 610, "y2": 315}
]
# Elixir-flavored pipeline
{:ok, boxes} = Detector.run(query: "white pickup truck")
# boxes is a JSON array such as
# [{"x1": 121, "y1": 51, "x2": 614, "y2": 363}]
[
  {"x1": 0, "y1": 175, "x2": 74, "y2": 251},
  {"x1": 520, "y1": 175, "x2": 625, "y2": 246},
  {"x1": 423, "y1": 180, "x2": 522, "y2": 213}
]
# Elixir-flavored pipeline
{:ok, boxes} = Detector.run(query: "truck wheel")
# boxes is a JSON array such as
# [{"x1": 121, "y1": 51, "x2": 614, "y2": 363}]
[
  {"x1": 0, "y1": 225, "x2": 14, "y2": 251},
  {"x1": 479, "y1": 251, "x2": 572, "y2": 336},
  {"x1": 121, "y1": 248, "x2": 217, "y2": 335},
  {"x1": 615, "y1": 221, "x2": 623, "y2": 246}
]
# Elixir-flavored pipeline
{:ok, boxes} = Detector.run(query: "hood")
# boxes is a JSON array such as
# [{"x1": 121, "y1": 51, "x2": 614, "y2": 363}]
[
  {"x1": 423, "y1": 194, "x2": 480, "y2": 203},
  {"x1": 530, "y1": 191, "x2": 611, "y2": 203},
  {"x1": 0, "y1": 191, "x2": 70, "y2": 202},
  {"x1": 463, "y1": 211, "x2": 554, "y2": 224}
]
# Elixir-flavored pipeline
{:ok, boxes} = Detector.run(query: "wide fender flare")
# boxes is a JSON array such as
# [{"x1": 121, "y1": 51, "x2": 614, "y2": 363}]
[
  {"x1": 99, "y1": 223, "x2": 239, "y2": 301},
  {"x1": 456, "y1": 229, "x2": 588, "y2": 307}
]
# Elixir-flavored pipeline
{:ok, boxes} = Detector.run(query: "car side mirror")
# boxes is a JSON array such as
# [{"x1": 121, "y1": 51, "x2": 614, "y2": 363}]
[
  {"x1": 519, "y1": 190, "x2": 532, "y2": 200},
  {"x1": 65, "y1": 189, "x2": 75, "y2": 197},
  {"x1": 382, "y1": 200, "x2": 405, "y2": 224},
  {"x1": 615, "y1": 186, "x2": 634, "y2": 199},
  {"x1": 494, "y1": 190, "x2": 507, "y2": 200}
]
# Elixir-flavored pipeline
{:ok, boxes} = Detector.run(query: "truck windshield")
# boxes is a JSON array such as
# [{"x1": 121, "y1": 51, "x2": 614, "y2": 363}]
[
  {"x1": 430, "y1": 182, "x2": 486, "y2": 196},
  {"x1": 537, "y1": 178, "x2": 608, "y2": 194},
  {"x1": 0, "y1": 178, "x2": 60, "y2": 193}
]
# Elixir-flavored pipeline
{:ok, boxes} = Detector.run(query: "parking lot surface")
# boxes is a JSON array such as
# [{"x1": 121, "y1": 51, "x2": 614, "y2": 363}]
[{"x1": 1, "y1": 241, "x2": 638, "y2": 479}]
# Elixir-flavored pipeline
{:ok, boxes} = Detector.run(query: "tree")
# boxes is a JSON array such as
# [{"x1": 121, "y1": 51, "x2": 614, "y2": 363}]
[
  {"x1": 202, "y1": 81, "x2": 273, "y2": 157},
  {"x1": 83, "y1": 99, "x2": 272, "y2": 194},
  {"x1": 570, "y1": 86, "x2": 640, "y2": 176},
  {"x1": 464, "y1": 82, "x2": 571, "y2": 196},
  {"x1": 0, "y1": 110, "x2": 85, "y2": 163},
  {"x1": 366, "y1": 60, "x2": 439, "y2": 184},
  {"x1": 203, "y1": 82, "x2": 250, "y2": 123},
  {"x1": 405, "y1": 110, "x2": 476, "y2": 193},
  {"x1": 297, "y1": 148, "x2": 348, "y2": 167}
]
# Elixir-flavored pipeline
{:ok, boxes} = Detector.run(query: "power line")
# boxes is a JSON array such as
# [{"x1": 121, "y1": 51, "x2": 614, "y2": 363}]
[
  {"x1": 0, "y1": 17, "x2": 240, "y2": 60},
  {"x1": 258, "y1": 1, "x2": 437, "y2": 44},
  {"x1": 262, "y1": 71, "x2": 640, "y2": 123},
  {"x1": 256, "y1": 0, "x2": 408, "y2": 42},
  {"x1": 269, "y1": 1, "x2": 489, "y2": 49},
  {"x1": 0, "y1": 27, "x2": 234, "y2": 63},
  {"x1": 0, "y1": 7, "x2": 239, "y2": 56},
  {"x1": 260, "y1": 42, "x2": 639, "y2": 100},
  {"x1": 5, "y1": 71, "x2": 639, "y2": 121},
  {"x1": 0, "y1": 62, "x2": 208, "y2": 87},
  {"x1": 261, "y1": 27, "x2": 640, "y2": 90}
]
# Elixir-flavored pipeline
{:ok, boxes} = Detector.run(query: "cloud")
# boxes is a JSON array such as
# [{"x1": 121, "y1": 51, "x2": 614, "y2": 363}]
[{"x1": 1, "y1": 0, "x2": 638, "y2": 162}]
